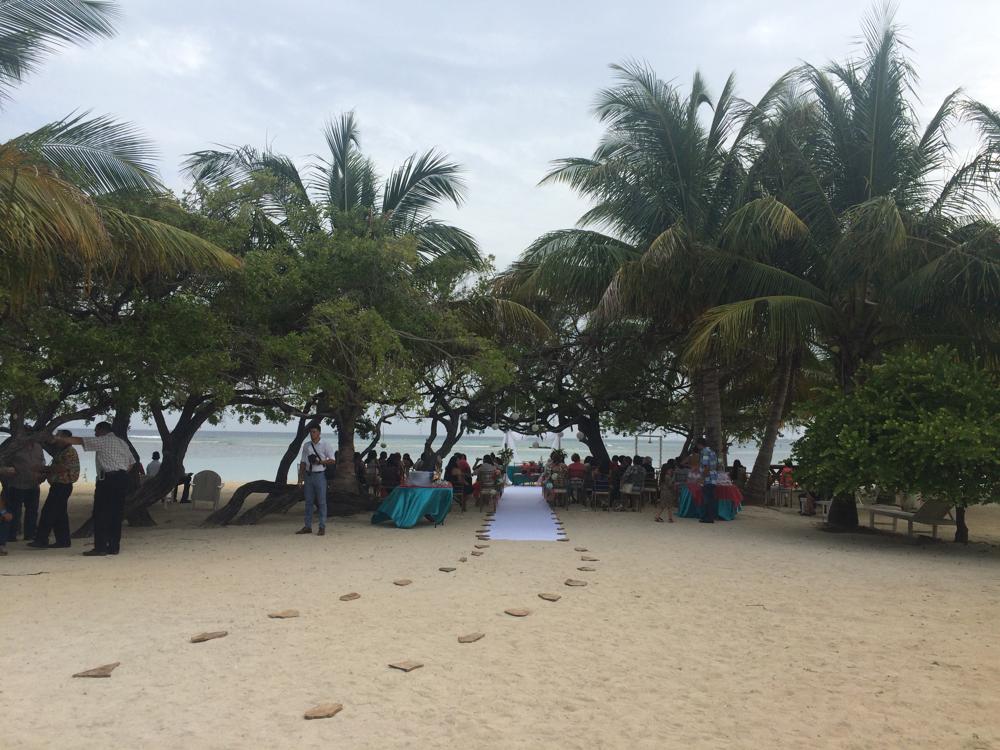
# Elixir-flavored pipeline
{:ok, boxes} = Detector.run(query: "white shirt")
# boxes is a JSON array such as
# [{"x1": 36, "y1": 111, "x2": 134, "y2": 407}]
[
  {"x1": 146, "y1": 460, "x2": 161, "y2": 478},
  {"x1": 299, "y1": 438, "x2": 336, "y2": 473},
  {"x1": 81, "y1": 433, "x2": 135, "y2": 474}
]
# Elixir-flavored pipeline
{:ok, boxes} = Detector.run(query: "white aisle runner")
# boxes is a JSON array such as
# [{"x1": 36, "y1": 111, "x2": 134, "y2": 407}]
[{"x1": 486, "y1": 486, "x2": 564, "y2": 541}]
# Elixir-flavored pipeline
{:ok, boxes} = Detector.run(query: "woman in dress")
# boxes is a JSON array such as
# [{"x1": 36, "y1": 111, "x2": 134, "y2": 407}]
[{"x1": 654, "y1": 459, "x2": 677, "y2": 523}]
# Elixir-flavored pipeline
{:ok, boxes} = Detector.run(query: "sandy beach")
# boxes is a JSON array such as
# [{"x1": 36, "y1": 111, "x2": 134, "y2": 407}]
[{"x1": 2, "y1": 488, "x2": 999, "y2": 749}]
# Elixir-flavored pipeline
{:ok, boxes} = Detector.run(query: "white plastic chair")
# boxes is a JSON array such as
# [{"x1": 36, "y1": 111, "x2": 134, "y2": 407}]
[{"x1": 190, "y1": 470, "x2": 224, "y2": 510}]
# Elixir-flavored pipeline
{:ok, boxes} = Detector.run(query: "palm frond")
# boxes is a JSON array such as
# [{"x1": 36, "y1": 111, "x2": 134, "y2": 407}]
[
  {"x1": 382, "y1": 149, "x2": 466, "y2": 229},
  {"x1": 411, "y1": 220, "x2": 482, "y2": 269},
  {"x1": 0, "y1": 0, "x2": 117, "y2": 100},
  {"x1": 12, "y1": 112, "x2": 160, "y2": 194}
]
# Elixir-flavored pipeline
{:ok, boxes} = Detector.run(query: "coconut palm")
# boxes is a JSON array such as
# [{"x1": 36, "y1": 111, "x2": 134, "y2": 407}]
[
  {"x1": 0, "y1": 1, "x2": 238, "y2": 306},
  {"x1": 498, "y1": 61, "x2": 788, "y2": 454},
  {"x1": 184, "y1": 111, "x2": 482, "y2": 268},
  {"x1": 686, "y1": 8, "x2": 1000, "y2": 523}
]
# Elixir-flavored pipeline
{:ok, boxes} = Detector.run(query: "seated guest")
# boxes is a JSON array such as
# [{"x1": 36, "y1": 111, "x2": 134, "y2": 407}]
[
  {"x1": 364, "y1": 455, "x2": 381, "y2": 498},
  {"x1": 566, "y1": 453, "x2": 586, "y2": 502},
  {"x1": 402, "y1": 453, "x2": 414, "y2": 475},
  {"x1": 779, "y1": 459, "x2": 795, "y2": 488},
  {"x1": 145, "y1": 451, "x2": 161, "y2": 478},
  {"x1": 380, "y1": 454, "x2": 403, "y2": 493},
  {"x1": 729, "y1": 459, "x2": 747, "y2": 488}
]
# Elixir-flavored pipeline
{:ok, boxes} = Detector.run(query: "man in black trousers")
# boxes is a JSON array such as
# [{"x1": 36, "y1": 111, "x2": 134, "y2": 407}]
[
  {"x1": 55, "y1": 422, "x2": 134, "y2": 556},
  {"x1": 28, "y1": 430, "x2": 80, "y2": 549}
]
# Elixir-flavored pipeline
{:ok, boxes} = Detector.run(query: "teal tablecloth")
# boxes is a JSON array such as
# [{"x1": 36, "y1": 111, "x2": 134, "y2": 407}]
[
  {"x1": 371, "y1": 486, "x2": 454, "y2": 528},
  {"x1": 678, "y1": 484, "x2": 742, "y2": 521}
]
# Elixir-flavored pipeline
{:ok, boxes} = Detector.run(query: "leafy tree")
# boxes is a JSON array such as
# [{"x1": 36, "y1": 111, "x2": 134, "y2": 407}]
[
  {"x1": 792, "y1": 348, "x2": 1000, "y2": 542},
  {"x1": 687, "y1": 8, "x2": 1000, "y2": 523}
]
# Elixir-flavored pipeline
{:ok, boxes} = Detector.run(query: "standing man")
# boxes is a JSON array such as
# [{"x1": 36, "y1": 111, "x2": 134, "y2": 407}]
[
  {"x1": 28, "y1": 430, "x2": 80, "y2": 549},
  {"x1": 696, "y1": 436, "x2": 719, "y2": 524},
  {"x1": 6, "y1": 438, "x2": 45, "y2": 541},
  {"x1": 296, "y1": 425, "x2": 335, "y2": 536},
  {"x1": 56, "y1": 422, "x2": 134, "y2": 556}
]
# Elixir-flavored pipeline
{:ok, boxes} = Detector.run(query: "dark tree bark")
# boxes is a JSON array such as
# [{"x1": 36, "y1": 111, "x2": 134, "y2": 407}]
[
  {"x1": 700, "y1": 367, "x2": 723, "y2": 458},
  {"x1": 576, "y1": 414, "x2": 609, "y2": 464},
  {"x1": 328, "y1": 407, "x2": 373, "y2": 512},
  {"x1": 746, "y1": 356, "x2": 794, "y2": 504},
  {"x1": 954, "y1": 506, "x2": 968, "y2": 543},
  {"x1": 232, "y1": 487, "x2": 302, "y2": 525},
  {"x1": 826, "y1": 494, "x2": 859, "y2": 530},
  {"x1": 274, "y1": 415, "x2": 313, "y2": 485},
  {"x1": 202, "y1": 480, "x2": 293, "y2": 526}
]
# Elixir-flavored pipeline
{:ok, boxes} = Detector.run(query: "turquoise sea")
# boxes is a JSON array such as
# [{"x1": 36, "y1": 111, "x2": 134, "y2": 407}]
[{"x1": 122, "y1": 429, "x2": 795, "y2": 484}]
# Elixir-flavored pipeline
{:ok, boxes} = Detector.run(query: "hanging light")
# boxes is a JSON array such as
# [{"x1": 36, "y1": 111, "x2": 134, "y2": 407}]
[{"x1": 576, "y1": 431, "x2": 586, "y2": 442}]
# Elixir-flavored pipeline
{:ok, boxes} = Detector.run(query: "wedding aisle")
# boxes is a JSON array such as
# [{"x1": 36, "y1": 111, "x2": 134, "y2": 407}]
[{"x1": 485, "y1": 486, "x2": 566, "y2": 541}]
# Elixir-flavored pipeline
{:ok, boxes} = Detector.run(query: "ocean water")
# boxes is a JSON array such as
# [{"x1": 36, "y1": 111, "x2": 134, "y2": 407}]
[{"x1": 122, "y1": 429, "x2": 795, "y2": 484}]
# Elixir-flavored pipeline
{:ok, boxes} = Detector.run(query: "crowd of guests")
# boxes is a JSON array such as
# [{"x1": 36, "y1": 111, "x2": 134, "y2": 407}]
[{"x1": 526, "y1": 437, "x2": 749, "y2": 524}]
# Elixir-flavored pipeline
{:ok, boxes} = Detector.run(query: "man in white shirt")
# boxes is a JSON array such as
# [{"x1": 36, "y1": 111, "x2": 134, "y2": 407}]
[
  {"x1": 57, "y1": 422, "x2": 135, "y2": 556},
  {"x1": 146, "y1": 451, "x2": 161, "y2": 479},
  {"x1": 296, "y1": 425, "x2": 335, "y2": 536}
]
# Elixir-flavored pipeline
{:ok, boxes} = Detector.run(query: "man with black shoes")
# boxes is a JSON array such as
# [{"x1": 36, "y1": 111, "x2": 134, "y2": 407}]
[
  {"x1": 56, "y1": 422, "x2": 134, "y2": 556},
  {"x1": 28, "y1": 430, "x2": 80, "y2": 549}
]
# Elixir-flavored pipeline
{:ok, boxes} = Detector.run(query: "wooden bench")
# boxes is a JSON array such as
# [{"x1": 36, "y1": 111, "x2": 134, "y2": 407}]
[{"x1": 865, "y1": 499, "x2": 956, "y2": 539}]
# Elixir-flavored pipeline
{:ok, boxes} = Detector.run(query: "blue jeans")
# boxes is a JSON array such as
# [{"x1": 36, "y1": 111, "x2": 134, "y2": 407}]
[{"x1": 303, "y1": 472, "x2": 327, "y2": 529}]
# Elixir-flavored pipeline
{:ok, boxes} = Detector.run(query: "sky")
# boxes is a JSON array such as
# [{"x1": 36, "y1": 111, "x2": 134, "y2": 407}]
[{"x1": 6, "y1": 0, "x2": 1000, "y2": 271}]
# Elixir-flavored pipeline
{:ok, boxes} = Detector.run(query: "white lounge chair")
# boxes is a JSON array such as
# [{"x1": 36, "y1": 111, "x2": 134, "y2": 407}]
[
  {"x1": 190, "y1": 470, "x2": 224, "y2": 510},
  {"x1": 865, "y1": 499, "x2": 956, "y2": 539}
]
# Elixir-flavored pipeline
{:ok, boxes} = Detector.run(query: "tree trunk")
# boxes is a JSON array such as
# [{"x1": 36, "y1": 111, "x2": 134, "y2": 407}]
[
  {"x1": 329, "y1": 410, "x2": 371, "y2": 512},
  {"x1": 202, "y1": 480, "x2": 292, "y2": 526},
  {"x1": 232, "y1": 487, "x2": 302, "y2": 525},
  {"x1": 576, "y1": 414, "x2": 609, "y2": 464},
  {"x1": 826, "y1": 494, "x2": 859, "y2": 530},
  {"x1": 746, "y1": 356, "x2": 794, "y2": 504},
  {"x1": 954, "y1": 506, "x2": 968, "y2": 543},
  {"x1": 700, "y1": 367, "x2": 724, "y2": 457},
  {"x1": 275, "y1": 416, "x2": 312, "y2": 485}
]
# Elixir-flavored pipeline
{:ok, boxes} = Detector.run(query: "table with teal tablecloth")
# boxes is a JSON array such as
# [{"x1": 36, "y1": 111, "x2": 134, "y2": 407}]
[
  {"x1": 678, "y1": 482, "x2": 743, "y2": 521},
  {"x1": 371, "y1": 486, "x2": 454, "y2": 528}
]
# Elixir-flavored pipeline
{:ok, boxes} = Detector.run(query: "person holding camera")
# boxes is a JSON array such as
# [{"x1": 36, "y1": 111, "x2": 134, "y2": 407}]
[{"x1": 296, "y1": 425, "x2": 336, "y2": 536}]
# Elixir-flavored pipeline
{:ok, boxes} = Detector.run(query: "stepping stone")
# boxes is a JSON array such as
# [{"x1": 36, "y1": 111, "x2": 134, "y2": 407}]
[
  {"x1": 388, "y1": 660, "x2": 424, "y2": 673},
  {"x1": 439, "y1": 567, "x2": 456, "y2": 573},
  {"x1": 581, "y1": 556, "x2": 599, "y2": 562},
  {"x1": 458, "y1": 632, "x2": 485, "y2": 643},
  {"x1": 538, "y1": 593, "x2": 561, "y2": 602},
  {"x1": 459, "y1": 557, "x2": 468, "y2": 563},
  {"x1": 268, "y1": 609, "x2": 300, "y2": 619},
  {"x1": 578, "y1": 566, "x2": 596, "y2": 572},
  {"x1": 504, "y1": 608, "x2": 531, "y2": 617},
  {"x1": 574, "y1": 547, "x2": 588, "y2": 552},
  {"x1": 190, "y1": 631, "x2": 228, "y2": 643},
  {"x1": 304, "y1": 703, "x2": 343, "y2": 720},
  {"x1": 564, "y1": 579, "x2": 587, "y2": 587},
  {"x1": 474, "y1": 544, "x2": 490, "y2": 549},
  {"x1": 393, "y1": 579, "x2": 412, "y2": 586},
  {"x1": 471, "y1": 551, "x2": 484, "y2": 557},
  {"x1": 73, "y1": 662, "x2": 120, "y2": 678},
  {"x1": 556, "y1": 539, "x2": 569, "y2": 543},
  {"x1": 339, "y1": 593, "x2": 361, "y2": 601}
]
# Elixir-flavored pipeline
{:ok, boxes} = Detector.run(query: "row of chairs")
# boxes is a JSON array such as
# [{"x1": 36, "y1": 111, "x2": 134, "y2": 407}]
[{"x1": 551, "y1": 475, "x2": 660, "y2": 512}]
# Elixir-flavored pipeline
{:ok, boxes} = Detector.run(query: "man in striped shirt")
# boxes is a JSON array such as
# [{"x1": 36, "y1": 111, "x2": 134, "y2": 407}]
[{"x1": 57, "y1": 422, "x2": 135, "y2": 556}]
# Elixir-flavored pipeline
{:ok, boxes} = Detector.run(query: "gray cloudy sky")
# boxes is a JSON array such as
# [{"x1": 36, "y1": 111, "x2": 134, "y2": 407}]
[{"x1": 7, "y1": 0, "x2": 999, "y2": 268}]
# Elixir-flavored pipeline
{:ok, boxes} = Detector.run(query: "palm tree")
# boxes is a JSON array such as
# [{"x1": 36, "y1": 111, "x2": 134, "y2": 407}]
[
  {"x1": 0, "y1": 1, "x2": 238, "y2": 307},
  {"x1": 499, "y1": 62, "x2": 787, "y2": 455},
  {"x1": 686, "y1": 8, "x2": 1000, "y2": 524},
  {"x1": 184, "y1": 111, "x2": 482, "y2": 268}
]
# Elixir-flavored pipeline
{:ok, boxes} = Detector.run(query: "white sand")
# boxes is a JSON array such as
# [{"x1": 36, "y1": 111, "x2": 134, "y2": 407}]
[{"x1": 2, "y1": 488, "x2": 999, "y2": 749}]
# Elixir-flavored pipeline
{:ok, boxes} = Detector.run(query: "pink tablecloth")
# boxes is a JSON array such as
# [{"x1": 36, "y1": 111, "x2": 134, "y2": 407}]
[{"x1": 684, "y1": 482, "x2": 744, "y2": 507}]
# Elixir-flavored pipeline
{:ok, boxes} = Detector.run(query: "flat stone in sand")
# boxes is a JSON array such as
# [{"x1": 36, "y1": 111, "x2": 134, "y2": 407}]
[
  {"x1": 393, "y1": 579, "x2": 412, "y2": 586},
  {"x1": 578, "y1": 566, "x2": 596, "y2": 572},
  {"x1": 574, "y1": 547, "x2": 588, "y2": 552},
  {"x1": 564, "y1": 579, "x2": 587, "y2": 587},
  {"x1": 439, "y1": 567, "x2": 456, "y2": 572},
  {"x1": 73, "y1": 662, "x2": 120, "y2": 678},
  {"x1": 268, "y1": 609, "x2": 300, "y2": 619},
  {"x1": 504, "y1": 608, "x2": 531, "y2": 617},
  {"x1": 538, "y1": 593, "x2": 561, "y2": 602},
  {"x1": 458, "y1": 632, "x2": 485, "y2": 643},
  {"x1": 581, "y1": 556, "x2": 599, "y2": 562},
  {"x1": 556, "y1": 538, "x2": 570, "y2": 542},
  {"x1": 388, "y1": 660, "x2": 424, "y2": 672},
  {"x1": 474, "y1": 544, "x2": 489, "y2": 549},
  {"x1": 190, "y1": 631, "x2": 228, "y2": 643},
  {"x1": 303, "y1": 703, "x2": 343, "y2": 720},
  {"x1": 459, "y1": 557, "x2": 468, "y2": 562},
  {"x1": 339, "y1": 593, "x2": 361, "y2": 601},
  {"x1": 471, "y1": 551, "x2": 484, "y2": 556}
]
